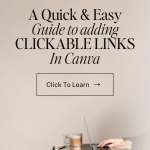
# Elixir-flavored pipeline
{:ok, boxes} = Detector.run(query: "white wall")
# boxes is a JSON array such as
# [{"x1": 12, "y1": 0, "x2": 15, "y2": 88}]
[{"x1": 0, "y1": 0, "x2": 150, "y2": 150}]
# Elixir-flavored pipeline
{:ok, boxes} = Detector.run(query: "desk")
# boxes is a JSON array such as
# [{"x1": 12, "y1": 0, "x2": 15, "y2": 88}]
[{"x1": 58, "y1": 144, "x2": 128, "y2": 150}]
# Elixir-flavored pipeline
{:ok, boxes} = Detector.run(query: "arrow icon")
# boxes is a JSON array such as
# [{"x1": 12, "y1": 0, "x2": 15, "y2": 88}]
[{"x1": 94, "y1": 83, "x2": 100, "y2": 86}]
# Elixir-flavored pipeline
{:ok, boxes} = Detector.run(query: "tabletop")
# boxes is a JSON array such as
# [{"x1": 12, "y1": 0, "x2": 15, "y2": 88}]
[{"x1": 57, "y1": 144, "x2": 128, "y2": 150}]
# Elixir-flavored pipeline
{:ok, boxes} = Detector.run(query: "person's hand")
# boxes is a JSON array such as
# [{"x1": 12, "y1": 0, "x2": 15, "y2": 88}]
[
  {"x1": 115, "y1": 140, "x2": 132, "y2": 149},
  {"x1": 98, "y1": 139, "x2": 123, "y2": 148}
]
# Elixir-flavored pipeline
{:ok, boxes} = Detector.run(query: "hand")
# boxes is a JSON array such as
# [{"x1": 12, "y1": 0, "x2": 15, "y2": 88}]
[
  {"x1": 98, "y1": 138, "x2": 123, "y2": 148},
  {"x1": 115, "y1": 140, "x2": 132, "y2": 149}
]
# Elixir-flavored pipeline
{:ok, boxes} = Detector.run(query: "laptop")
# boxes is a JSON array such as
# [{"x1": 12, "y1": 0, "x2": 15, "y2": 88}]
[{"x1": 83, "y1": 117, "x2": 109, "y2": 150}]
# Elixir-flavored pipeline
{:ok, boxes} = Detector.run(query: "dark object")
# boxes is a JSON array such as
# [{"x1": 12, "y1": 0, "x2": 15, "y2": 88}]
[
  {"x1": 60, "y1": 146, "x2": 65, "y2": 149},
  {"x1": 102, "y1": 145, "x2": 109, "y2": 149},
  {"x1": 102, "y1": 144, "x2": 109, "y2": 149},
  {"x1": 82, "y1": 144, "x2": 110, "y2": 150}
]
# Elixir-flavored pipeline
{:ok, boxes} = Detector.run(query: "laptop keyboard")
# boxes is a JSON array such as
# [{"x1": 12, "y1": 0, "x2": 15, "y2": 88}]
[{"x1": 92, "y1": 145, "x2": 109, "y2": 150}]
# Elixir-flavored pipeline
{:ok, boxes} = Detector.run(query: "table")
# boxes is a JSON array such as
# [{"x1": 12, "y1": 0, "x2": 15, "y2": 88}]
[{"x1": 57, "y1": 144, "x2": 128, "y2": 150}]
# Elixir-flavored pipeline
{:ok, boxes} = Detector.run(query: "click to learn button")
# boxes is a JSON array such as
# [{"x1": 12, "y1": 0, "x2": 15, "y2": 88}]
[{"x1": 36, "y1": 73, "x2": 114, "y2": 96}]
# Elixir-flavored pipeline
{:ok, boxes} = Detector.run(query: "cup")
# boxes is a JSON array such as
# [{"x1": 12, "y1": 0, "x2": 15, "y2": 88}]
[{"x1": 69, "y1": 133, "x2": 82, "y2": 147}]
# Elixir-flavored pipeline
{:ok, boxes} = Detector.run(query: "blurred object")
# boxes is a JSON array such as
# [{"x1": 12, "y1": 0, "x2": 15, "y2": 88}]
[
  {"x1": 57, "y1": 146, "x2": 65, "y2": 150},
  {"x1": 63, "y1": 133, "x2": 82, "y2": 147},
  {"x1": 69, "y1": 133, "x2": 82, "y2": 147}
]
